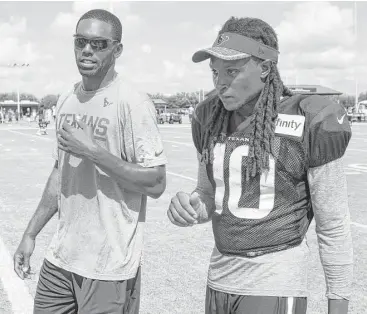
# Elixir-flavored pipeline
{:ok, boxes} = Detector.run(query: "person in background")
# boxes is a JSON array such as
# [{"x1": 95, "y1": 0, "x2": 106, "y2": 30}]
[
  {"x1": 25, "y1": 107, "x2": 31, "y2": 124},
  {"x1": 52, "y1": 105, "x2": 56, "y2": 122},
  {"x1": 36, "y1": 105, "x2": 48, "y2": 135},
  {"x1": 188, "y1": 105, "x2": 194, "y2": 123}
]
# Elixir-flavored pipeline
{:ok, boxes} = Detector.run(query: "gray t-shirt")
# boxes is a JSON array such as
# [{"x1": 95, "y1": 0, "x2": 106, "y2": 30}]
[{"x1": 46, "y1": 76, "x2": 167, "y2": 280}]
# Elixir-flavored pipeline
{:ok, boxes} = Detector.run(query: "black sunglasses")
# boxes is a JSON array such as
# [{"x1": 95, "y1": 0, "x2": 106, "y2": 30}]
[{"x1": 73, "y1": 35, "x2": 119, "y2": 51}]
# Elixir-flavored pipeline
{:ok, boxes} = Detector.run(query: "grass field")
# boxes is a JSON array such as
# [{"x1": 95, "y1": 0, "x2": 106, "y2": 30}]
[{"x1": 0, "y1": 119, "x2": 366, "y2": 314}]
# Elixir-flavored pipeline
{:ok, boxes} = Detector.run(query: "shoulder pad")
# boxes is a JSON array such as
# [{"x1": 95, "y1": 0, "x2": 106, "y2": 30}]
[
  {"x1": 277, "y1": 94, "x2": 309, "y2": 116},
  {"x1": 299, "y1": 94, "x2": 336, "y2": 118},
  {"x1": 304, "y1": 95, "x2": 351, "y2": 167}
]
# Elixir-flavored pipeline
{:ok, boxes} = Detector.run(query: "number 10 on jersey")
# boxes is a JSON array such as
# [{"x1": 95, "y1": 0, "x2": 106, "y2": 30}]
[{"x1": 213, "y1": 143, "x2": 275, "y2": 219}]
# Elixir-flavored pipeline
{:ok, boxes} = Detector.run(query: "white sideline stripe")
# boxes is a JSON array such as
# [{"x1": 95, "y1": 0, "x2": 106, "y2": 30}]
[
  {"x1": 0, "y1": 236, "x2": 34, "y2": 313},
  {"x1": 160, "y1": 131, "x2": 191, "y2": 135},
  {"x1": 163, "y1": 140, "x2": 193, "y2": 147},
  {"x1": 7, "y1": 129, "x2": 53, "y2": 141},
  {"x1": 159, "y1": 125, "x2": 190, "y2": 128},
  {"x1": 287, "y1": 297, "x2": 294, "y2": 314},
  {"x1": 348, "y1": 148, "x2": 367, "y2": 153},
  {"x1": 167, "y1": 171, "x2": 196, "y2": 182},
  {"x1": 351, "y1": 222, "x2": 367, "y2": 229},
  {"x1": 6, "y1": 131, "x2": 190, "y2": 148},
  {"x1": 0, "y1": 127, "x2": 55, "y2": 131},
  {"x1": 2, "y1": 125, "x2": 189, "y2": 131}
]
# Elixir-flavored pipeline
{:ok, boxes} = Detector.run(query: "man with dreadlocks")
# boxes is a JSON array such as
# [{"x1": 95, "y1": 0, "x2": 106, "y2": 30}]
[{"x1": 168, "y1": 17, "x2": 353, "y2": 314}]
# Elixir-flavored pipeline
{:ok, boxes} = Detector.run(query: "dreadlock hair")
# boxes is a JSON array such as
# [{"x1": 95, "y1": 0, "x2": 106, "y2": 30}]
[
  {"x1": 201, "y1": 17, "x2": 293, "y2": 180},
  {"x1": 76, "y1": 9, "x2": 122, "y2": 42}
]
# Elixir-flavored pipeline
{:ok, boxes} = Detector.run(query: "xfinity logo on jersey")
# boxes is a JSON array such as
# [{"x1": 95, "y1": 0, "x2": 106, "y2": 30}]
[{"x1": 274, "y1": 114, "x2": 305, "y2": 137}]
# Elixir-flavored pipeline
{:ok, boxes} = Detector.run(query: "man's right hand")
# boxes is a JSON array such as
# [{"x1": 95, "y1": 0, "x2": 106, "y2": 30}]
[
  {"x1": 167, "y1": 192, "x2": 202, "y2": 227},
  {"x1": 13, "y1": 235, "x2": 35, "y2": 280}
]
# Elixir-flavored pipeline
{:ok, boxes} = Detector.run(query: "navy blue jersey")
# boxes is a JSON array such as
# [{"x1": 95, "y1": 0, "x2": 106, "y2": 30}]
[{"x1": 192, "y1": 94, "x2": 351, "y2": 257}]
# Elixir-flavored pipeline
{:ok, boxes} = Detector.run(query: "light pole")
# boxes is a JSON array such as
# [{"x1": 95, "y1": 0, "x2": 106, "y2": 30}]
[
  {"x1": 0, "y1": 63, "x2": 30, "y2": 119},
  {"x1": 354, "y1": 1, "x2": 358, "y2": 111}
]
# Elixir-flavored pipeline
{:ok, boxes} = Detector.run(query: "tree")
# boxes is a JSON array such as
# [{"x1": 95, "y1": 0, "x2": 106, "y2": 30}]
[
  {"x1": 358, "y1": 91, "x2": 367, "y2": 102},
  {"x1": 339, "y1": 94, "x2": 355, "y2": 108},
  {"x1": 0, "y1": 92, "x2": 39, "y2": 102},
  {"x1": 148, "y1": 92, "x2": 167, "y2": 100},
  {"x1": 21, "y1": 93, "x2": 39, "y2": 102},
  {"x1": 0, "y1": 93, "x2": 13, "y2": 101},
  {"x1": 186, "y1": 92, "x2": 200, "y2": 107},
  {"x1": 148, "y1": 91, "x2": 202, "y2": 109},
  {"x1": 40, "y1": 94, "x2": 59, "y2": 109},
  {"x1": 166, "y1": 92, "x2": 199, "y2": 108}
]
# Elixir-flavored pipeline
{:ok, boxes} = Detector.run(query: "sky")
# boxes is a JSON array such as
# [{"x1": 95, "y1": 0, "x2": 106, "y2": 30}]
[{"x1": 0, "y1": 0, "x2": 366, "y2": 99}]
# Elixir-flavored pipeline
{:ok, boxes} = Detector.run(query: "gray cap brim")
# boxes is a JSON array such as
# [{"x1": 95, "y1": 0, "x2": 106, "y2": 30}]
[{"x1": 192, "y1": 46, "x2": 251, "y2": 63}]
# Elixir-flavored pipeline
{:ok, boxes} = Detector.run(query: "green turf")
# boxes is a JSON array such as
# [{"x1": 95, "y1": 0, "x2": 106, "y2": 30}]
[
  {"x1": 0, "y1": 280, "x2": 13, "y2": 314},
  {"x1": 0, "y1": 121, "x2": 366, "y2": 313}
]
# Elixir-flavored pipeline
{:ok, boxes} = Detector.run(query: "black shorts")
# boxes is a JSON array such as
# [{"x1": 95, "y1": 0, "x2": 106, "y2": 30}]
[
  {"x1": 34, "y1": 259, "x2": 141, "y2": 314},
  {"x1": 206, "y1": 286, "x2": 307, "y2": 314}
]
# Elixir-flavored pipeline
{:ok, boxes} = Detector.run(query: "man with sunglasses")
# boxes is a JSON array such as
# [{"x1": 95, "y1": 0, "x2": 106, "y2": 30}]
[{"x1": 13, "y1": 9, "x2": 167, "y2": 314}]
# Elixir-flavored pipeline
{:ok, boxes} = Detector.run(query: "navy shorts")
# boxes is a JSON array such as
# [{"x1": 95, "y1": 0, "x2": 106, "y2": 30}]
[
  {"x1": 33, "y1": 259, "x2": 141, "y2": 314},
  {"x1": 206, "y1": 286, "x2": 307, "y2": 314}
]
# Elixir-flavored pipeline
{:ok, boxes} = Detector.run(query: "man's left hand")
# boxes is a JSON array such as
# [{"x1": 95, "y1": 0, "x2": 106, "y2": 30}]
[{"x1": 57, "y1": 117, "x2": 96, "y2": 158}]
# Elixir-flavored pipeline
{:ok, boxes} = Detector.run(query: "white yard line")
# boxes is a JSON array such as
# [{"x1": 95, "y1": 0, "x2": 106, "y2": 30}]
[
  {"x1": 159, "y1": 124, "x2": 190, "y2": 128},
  {"x1": 167, "y1": 171, "x2": 196, "y2": 182},
  {"x1": 348, "y1": 148, "x2": 367, "y2": 153},
  {"x1": 163, "y1": 140, "x2": 193, "y2": 147},
  {"x1": 7, "y1": 130, "x2": 53, "y2": 142},
  {"x1": 159, "y1": 132, "x2": 192, "y2": 137},
  {"x1": 351, "y1": 222, "x2": 367, "y2": 230},
  {"x1": 0, "y1": 225, "x2": 34, "y2": 314},
  {"x1": 0, "y1": 126, "x2": 55, "y2": 131}
]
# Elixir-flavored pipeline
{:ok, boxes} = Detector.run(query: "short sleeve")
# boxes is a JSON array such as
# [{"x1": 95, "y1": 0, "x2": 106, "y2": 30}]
[
  {"x1": 52, "y1": 97, "x2": 63, "y2": 161},
  {"x1": 122, "y1": 92, "x2": 167, "y2": 168},
  {"x1": 52, "y1": 127, "x2": 59, "y2": 161},
  {"x1": 52, "y1": 105, "x2": 60, "y2": 161},
  {"x1": 308, "y1": 103, "x2": 351, "y2": 168},
  {"x1": 51, "y1": 84, "x2": 78, "y2": 161}
]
